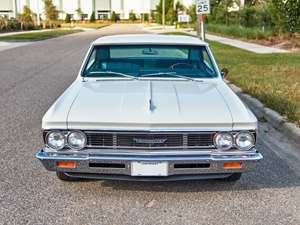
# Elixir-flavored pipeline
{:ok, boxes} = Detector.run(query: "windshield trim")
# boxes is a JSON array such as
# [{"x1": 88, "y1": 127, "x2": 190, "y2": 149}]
[{"x1": 80, "y1": 44, "x2": 220, "y2": 79}]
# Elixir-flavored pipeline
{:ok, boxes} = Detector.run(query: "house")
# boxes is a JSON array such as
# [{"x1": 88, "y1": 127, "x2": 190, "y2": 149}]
[
  {"x1": 0, "y1": 0, "x2": 162, "y2": 20},
  {"x1": 0, "y1": 0, "x2": 15, "y2": 18}
]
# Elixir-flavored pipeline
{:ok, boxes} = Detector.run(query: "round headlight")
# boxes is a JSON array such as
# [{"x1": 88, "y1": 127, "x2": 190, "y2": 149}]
[
  {"x1": 67, "y1": 131, "x2": 86, "y2": 150},
  {"x1": 47, "y1": 131, "x2": 65, "y2": 150},
  {"x1": 235, "y1": 132, "x2": 255, "y2": 151},
  {"x1": 214, "y1": 133, "x2": 233, "y2": 151}
]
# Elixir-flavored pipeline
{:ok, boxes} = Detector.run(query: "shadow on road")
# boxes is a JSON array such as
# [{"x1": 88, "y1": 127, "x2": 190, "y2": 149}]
[{"x1": 64, "y1": 142, "x2": 300, "y2": 193}]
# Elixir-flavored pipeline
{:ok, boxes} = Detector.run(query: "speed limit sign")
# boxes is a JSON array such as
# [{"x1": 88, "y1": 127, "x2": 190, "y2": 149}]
[{"x1": 196, "y1": 0, "x2": 210, "y2": 14}]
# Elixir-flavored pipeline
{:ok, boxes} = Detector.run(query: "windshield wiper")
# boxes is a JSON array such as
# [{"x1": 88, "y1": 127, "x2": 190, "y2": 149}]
[
  {"x1": 88, "y1": 71, "x2": 137, "y2": 80},
  {"x1": 140, "y1": 72, "x2": 197, "y2": 81}
]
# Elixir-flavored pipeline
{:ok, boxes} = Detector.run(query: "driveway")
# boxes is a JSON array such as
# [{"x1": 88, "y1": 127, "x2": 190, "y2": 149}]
[{"x1": 0, "y1": 24, "x2": 299, "y2": 225}]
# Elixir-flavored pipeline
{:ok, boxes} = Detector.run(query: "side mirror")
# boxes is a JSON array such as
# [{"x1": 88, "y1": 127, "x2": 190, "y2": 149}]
[{"x1": 221, "y1": 68, "x2": 229, "y2": 78}]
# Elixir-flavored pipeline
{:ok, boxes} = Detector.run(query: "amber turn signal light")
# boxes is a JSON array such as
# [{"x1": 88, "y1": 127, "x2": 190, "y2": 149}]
[
  {"x1": 223, "y1": 162, "x2": 242, "y2": 169},
  {"x1": 56, "y1": 161, "x2": 77, "y2": 168}
]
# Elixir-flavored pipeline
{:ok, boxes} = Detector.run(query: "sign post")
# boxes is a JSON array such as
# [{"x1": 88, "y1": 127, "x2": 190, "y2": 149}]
[{"x1": 195, "y1": 0, "x2": 210, "y2": 41}]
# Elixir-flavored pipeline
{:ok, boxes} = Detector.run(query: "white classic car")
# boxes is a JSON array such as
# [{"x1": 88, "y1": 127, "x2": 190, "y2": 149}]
[{"x1": 36, "y1": 34, "x2": 263, "y2": 181}]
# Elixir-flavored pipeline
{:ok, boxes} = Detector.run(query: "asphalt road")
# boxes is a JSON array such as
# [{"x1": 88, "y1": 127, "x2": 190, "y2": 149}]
[{"x1": 0, "y1": 24, "x2": 300, "y2": 225}]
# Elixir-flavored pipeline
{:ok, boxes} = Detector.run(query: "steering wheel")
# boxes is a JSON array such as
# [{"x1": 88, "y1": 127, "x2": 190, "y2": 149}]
[{"x1": 170, "y1": 62, "x2": 194, "y2": 69}]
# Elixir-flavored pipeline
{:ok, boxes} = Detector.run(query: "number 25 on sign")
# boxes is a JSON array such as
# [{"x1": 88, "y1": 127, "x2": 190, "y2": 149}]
[{"x1": 196, "y1": 0, "x2": 210, "y2": 14}]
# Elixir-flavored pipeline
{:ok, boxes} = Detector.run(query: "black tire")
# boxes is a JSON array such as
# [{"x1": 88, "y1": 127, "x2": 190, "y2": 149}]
[
  {"x1": 56, "y1": 171, "x2": 82, "y2": 181},
  {"x1": 224, "y1": 173, "x2": 242, "y2": 182}
]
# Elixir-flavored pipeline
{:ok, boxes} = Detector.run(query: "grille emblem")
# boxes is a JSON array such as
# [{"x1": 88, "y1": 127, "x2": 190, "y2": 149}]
[{"x1": 133, "y1": 138, "x2": 167, "y2": 144}]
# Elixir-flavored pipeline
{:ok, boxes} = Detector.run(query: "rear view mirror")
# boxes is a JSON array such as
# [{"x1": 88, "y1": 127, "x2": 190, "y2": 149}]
[
  {"x1": 221, "y1": 68, "x2": 229, "y2": 78},
  {"x1": 142, "y1": 48, "x2": 158, "y2": 55}
]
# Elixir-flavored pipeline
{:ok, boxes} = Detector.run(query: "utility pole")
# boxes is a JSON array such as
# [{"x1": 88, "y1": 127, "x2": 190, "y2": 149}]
[
  {"x1": 162, "y1": 0, "x2": 165, "y2": 28},
  {"x1": 199, "y1": 14, "x2": 205, "y2": 40},
  {"x1": 37, "y1": 0, "x2": 40, "y2": 26}
]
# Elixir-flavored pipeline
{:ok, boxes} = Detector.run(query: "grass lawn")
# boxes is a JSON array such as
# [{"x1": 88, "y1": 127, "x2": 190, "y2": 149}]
[
  {"x1": 164, "y1": 32, "x2": 300, "y2": 125},
  {"x1": 0, "y1": 29, "x2": 82, "y2": 42}
]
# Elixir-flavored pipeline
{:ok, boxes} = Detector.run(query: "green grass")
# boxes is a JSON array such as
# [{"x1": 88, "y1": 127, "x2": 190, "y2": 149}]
[
  {"x1": 164, "y1": 32, "x2": 300, "y2": 125},
  {"x1": 0, "y1": 29, "x2": 82, "y2": 42},
  {"x1": 206, "y1": 23, "x2": 274, "y2": 39}
]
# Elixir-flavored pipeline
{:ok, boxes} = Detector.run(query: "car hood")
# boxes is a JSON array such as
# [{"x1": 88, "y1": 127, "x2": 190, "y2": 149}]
[{"x1": 50, "y1": 79, "x2": 255, "y2": 131}]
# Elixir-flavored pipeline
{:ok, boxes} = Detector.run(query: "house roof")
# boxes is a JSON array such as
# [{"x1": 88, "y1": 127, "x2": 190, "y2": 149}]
[{"x1": 93, "y1": 34, "x2": 208, "y2": 46}]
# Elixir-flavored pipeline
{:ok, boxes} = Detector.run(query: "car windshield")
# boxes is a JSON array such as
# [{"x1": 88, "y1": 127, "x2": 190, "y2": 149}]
[{"x1": 82, "y1": 45, "x2": 218, "y2": 78}]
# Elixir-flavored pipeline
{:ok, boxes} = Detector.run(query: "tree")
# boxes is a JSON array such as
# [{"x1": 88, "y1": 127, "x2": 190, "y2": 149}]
[
  {"x1": 129, "y1": 10, "x2": 137, "y2": 21},
  {"x1": 44, "y1": 0, "x2": 58, "y2": 27},
  {"x1": 75, "y1": 8, "x2": 83, "y2": 20},
  {"x1": 282, "y1": 0, "x2": 300, "y2": 33},
  {"x1": 65, "y1": 14, "x2": 71, "y2": 23},
  {"x1": 188, "y1": 4, "x2": 197, "y2": 24},
  {"x1": 156, "y1": 0, "x2": 176, "y2": 25},
  {"x1": 174, "y1": 1, "x2": 185, "y2": 22},
  {"x1": 90, "y1": 11, "x2": 96, "y2": 22},
  {"x1": 17, "y1": 6, "x2": 33, "y2": 30},
  {"x1": 267, "y1": 0, "x2": 300, "y2": 34}
]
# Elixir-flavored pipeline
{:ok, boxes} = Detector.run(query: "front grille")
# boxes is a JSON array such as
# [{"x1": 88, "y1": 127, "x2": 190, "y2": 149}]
[
  {"x1": 117, "y1": 133, "x2": 183, "y2": 148},
  {"x1": 85, "y1": 131, "x2": 215, "y2": 150},
  {"x1": 86, "y1": 133, "x2": 113, "y2": 147},
  {"x1": 187, "y1": 133, "x2": 214, "y2": 147}
]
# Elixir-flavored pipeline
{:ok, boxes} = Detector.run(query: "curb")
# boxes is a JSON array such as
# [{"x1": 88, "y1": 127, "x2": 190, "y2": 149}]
[{"x1": 228, "y1": 82, "x2": 300, "y2": 146}]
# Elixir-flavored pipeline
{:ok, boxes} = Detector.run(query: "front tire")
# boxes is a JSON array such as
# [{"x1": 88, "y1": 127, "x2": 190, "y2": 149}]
[
  {"x1": 224, "y1": 173, "x2": 242, "y2": 182},
  {"x1": 56, "y1": 171, "x2": 82, "y2": 181}
]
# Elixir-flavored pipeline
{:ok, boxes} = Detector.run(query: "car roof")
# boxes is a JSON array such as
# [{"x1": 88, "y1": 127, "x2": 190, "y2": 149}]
[{"x1": 92, "y1": 34, "x2": 208, "y2": 46}]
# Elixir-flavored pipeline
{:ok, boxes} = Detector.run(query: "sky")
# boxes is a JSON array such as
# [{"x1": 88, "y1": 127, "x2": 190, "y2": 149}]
[{"x1": 182, "y1": 0, "x2": 194, "y2": 6}]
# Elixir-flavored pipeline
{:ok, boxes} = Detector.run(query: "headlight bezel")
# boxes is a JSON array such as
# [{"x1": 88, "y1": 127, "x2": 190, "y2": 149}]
[
  {"x1": 213, "y1": 132, "x2": 234, "y2": 151},
  {"x1": 214, "y1": 131, "x2": 256, "y2": 151},
  {"x1": 234, "y1": 131, "x2": 255, "y2": 151},
  {"x1": 45, "y1": 130, "x2": 66, "y2": 151},
  {"x1": 66, "y1": 130, "x2": 87, "y2": 150},
  {"x1": 44, "y1": 130, "x2": 87, "y2": 151}
]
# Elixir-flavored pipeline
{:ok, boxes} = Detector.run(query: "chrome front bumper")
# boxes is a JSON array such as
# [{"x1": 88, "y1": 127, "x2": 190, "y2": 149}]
[{"x1": 36, "y1": 149, "x2": 263, "y2": 180}]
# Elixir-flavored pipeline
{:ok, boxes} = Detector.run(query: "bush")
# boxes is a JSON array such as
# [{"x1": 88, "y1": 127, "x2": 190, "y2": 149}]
[
  {"x1": 7, "y1": 19, "x2": 21, "y2": 31},
  {"x1": 111, "y1": 11, "x2": 120, "y2": 22},
  {"x1": 65, "y1": 14, "x2": 71, "y2": 23},
  {"x1": 142, "y1": 13, "x2": 149, "y2": 22},
  {"x1": 207, "y1": 0, "x2": 299, "y2": 35},
  {"x1": 129, "y1": 11, "x2": 137, "y2": 21},
  {"x1": 240, "y1": 6, "x2": 257, "y2": 27},
  {"x1": 90, "y1": 11, "x2": 96, "y2": 22},
  {"x1": 206, "y1": 23, "x2": 274, "y2": 39}
]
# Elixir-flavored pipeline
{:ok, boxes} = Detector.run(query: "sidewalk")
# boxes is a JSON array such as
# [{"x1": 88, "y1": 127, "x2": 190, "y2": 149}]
[
  {"x1": 0, "y1": 41, "x2": 31, "y2": 52},
  {"x1": 144, "y1": 25, "x2": 289, "y2": 54}
]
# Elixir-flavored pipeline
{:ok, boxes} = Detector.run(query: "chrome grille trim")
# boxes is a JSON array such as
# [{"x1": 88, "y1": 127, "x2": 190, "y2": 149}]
[{"x1": 84, "y1": 131, "x2": 215, "y2": 150}]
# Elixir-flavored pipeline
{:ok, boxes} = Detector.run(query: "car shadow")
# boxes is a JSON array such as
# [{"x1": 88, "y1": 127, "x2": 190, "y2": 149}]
[{"x1": 86, "y1": 143, "x2": 300, "y2": 193}]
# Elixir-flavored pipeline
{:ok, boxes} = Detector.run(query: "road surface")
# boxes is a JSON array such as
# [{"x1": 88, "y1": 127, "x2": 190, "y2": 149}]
[{"x1": 0, "y1": 24, "x2": 299, "y2": 225}]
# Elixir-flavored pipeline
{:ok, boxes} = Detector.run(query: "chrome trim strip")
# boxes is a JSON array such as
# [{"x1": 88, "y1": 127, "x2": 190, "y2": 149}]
[
  {"x1": 85, "y1": 145, "x2": 215, "y2": 149},
  {"x1": 84, "y1": 130, "x2": 215, "y2": 149},
  {"x1": 83, "y1": 130, "x2": 218, "y2": 134},
  {"x1": 37, "y1": 149, "x2": 263, "y2": 162}
]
